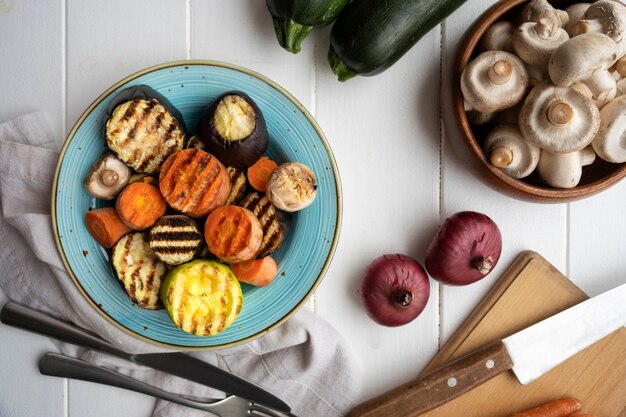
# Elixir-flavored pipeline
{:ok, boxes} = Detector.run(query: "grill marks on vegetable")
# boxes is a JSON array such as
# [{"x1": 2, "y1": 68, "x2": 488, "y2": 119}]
[
  {"x1": 106, "y1": 98, "x2": 184, "y2": 174},
  {"x1": 240, "y1": 191, "x2": 285, "y2": 257},
  {"x1": 149, "y1": 215, "x2": 202, "y2": 265},
  {"x1": 112, "y1": 232, "x2": 167, "y2": 310}
]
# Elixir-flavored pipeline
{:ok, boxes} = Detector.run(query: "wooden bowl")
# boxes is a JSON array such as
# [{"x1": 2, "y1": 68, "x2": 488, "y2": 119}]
[{"x1": 453, "y1": 0, "x2": 626, "y2": 202}]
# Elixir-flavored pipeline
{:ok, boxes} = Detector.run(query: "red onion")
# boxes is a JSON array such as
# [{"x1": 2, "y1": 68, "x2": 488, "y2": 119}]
[
  {"x1": 425, "y1": 211, "x2": 502, "y2": 286},
  {"x1": 358, "y1": 254, "x2": 430, "y2": 327}
]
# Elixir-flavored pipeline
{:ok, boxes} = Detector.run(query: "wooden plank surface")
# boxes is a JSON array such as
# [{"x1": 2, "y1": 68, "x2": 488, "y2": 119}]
[
  {"x1": 0, "y1": 0, "x2": 625, "y2": 416},
  {"x1": 421, "y1": 252, "x2": 626, "y2": 417}
]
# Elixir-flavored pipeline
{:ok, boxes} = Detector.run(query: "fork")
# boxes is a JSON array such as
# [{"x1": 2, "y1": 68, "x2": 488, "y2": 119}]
[{"x1": 39, "y1": 352, "x2": 297, "y2": 417}]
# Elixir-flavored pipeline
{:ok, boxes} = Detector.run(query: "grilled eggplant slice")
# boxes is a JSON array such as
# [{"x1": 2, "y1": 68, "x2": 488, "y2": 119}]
[
  {"x1": 225, "y1": 166, "x2": 248, "y2": 206},
  {"x1": 159, "y1": 149, "x2": 231, "y2": 218},
  {"x1": 149, "y1": 215, "x2": 202, "y2": 265},
  {"x1": 111, "y1": 232, "x2": 167, "y2": 310},
  {"x1": 197, "y1": 92, "x2": 269, "y2": 168},
  {"x1": 106, "y1": 89, "x2": 185, "y2": 174},
  {"x1": 239, "y1": 191, "x2": 288, "y2": 257},
  {"x1": 160, "y1": 260, "x2": 243, "y2": 336},
  {"x1": 186, "y1": 135, "x2": 206, "y2": 150}
]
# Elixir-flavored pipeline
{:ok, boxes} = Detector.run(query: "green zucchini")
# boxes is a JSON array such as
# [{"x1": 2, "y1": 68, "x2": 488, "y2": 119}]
[
  {"x1": 266, "y1": 0, "x2": 350, "y2": 53},
  {"x1": 328, "y1": 0, "x2": 467, "y2": 81}
]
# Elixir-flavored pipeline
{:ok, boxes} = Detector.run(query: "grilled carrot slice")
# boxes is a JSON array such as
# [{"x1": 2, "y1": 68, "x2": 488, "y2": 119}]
[
  {"x1": 85, "y1": 207, "x2": 132, "y2": 248},
  {"x1": 115, "y1": 182, "x2": 167, "y2": 230},
  {"x1": 204, "y1": 205, "x2": 263, "y2": 264},
  {"x1": 247, "y1": 156, "x2": 278, "y2": 192},
  {"x1": 159, "y1": 148, "x2": 231, "y2": 218},
  {"x1": 512, "y1": 398, "x2": 583, "y2": 417},
  {"x1": 231, "y1": 256, "x2": 279, "y2": 287}
]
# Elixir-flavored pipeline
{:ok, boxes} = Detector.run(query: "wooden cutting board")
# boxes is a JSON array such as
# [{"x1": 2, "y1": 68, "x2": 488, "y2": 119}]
[{"x1": 419, "y1": 251, "x2": 626, "y2": 417}]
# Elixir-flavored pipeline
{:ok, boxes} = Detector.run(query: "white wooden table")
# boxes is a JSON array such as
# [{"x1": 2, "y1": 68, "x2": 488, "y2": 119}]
[{"x1": 1, "y1": 1, "x2": 625, "y2": 416}]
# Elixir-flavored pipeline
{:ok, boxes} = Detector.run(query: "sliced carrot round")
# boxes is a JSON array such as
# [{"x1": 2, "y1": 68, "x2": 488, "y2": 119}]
[
  {"x1": 115, "y1": 182, "x2": 167, "y2": 230},
  {"x1": 231, "y1": 256, "x2": 279, "y2": 287},
  {"x1": 247, "y1": 156, "x2": 278, "y2": 192}
]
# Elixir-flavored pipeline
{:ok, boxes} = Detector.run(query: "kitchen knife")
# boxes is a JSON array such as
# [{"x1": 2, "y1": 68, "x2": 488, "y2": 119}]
[
  {"x1": 0, "y1": 301, "x2": 290, "y2": 413},
  {"x1": 349, "y1": 283, "x2": 626, "y2": 417}
]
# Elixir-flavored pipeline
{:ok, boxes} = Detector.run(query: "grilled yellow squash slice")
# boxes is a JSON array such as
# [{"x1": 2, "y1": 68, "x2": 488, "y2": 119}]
[{"x1": 160, "y1": 260, "x2": 243, "y2": 336}]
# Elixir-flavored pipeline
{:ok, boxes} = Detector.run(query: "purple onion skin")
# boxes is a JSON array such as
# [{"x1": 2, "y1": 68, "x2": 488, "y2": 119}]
[
  {"x1": 359, "y1": 254, "x2": 430, "y2": 327},
  {"x1": 425, "y1": 211, "x2": 502, "y2": 286}
]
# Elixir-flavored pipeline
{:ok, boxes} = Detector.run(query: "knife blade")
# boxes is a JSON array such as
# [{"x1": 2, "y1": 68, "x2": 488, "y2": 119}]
[
  {"x1": 0, "y1": 301, "x2": 291, "y2": 413},
  {"x1": 348, "y1": 283, "x2": 626, "y2": 417}
]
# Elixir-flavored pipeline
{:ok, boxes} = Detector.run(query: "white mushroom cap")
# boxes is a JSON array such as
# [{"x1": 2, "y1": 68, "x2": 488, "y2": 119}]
[
  {"x1": 461, "y1": 50, "x2": 529, "y2": 113},
  {"x1": 521, "y1": 0, "x2": 569, "y2": 27},
  {"x1": 519, "y1": 82, "x2": 601, "y2": 153},
  {"x1": 479, "y1": 21, "x2": 515, "y2": 52},
  {"x1": 484, "y1": 124, "x2": 540, "y2": 178},
  {"x1": 537, "y1": 147, "x2": 596, "y2": 188},
  {"x1": 548, "y1": 32, "x2": 619, "y2": 101},
  {"x1": 513, "y1": 18, "x2": 569, "y2": 67},
  {"x1": 570, "y1": 0, "x2": 626, "y2": 51},
  {"x1": 468, "y1": 110, "x2": 496, "y2": 125},
  {"x1": 266, "y1": 162, "x2": 317, "y2": 212},
  {"x1": 564, "y1": 3, "x2": 591, "y2": 36},
  {"x1": 592, "y1": 94, "x2": 626, "y2": 162}
]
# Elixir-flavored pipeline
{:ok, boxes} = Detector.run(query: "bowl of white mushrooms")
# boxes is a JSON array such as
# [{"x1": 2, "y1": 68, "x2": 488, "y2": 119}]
[{"x1": 454, "y1": 0, "x2": 626, "y2": 202}]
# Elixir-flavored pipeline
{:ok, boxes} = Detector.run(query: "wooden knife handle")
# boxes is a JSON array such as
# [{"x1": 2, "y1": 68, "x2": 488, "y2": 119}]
[{"x1": 348, "y1": 341, "x2": 513, "y2": 417}]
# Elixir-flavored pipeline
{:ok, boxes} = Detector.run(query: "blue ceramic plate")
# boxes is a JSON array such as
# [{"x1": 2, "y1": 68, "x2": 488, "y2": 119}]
[{"x1": 52, "y1": 61, "x2": 341, "y2": 349}]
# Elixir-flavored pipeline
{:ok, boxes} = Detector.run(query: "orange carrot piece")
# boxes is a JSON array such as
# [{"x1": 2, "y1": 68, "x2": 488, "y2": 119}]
[
  {"x1": 231, "y1": 256, "x2": 279, "y2": 287},
  {"x1": 85, "y1": 207, "x2": 132, "y2": 248},
  {"x1": 247, "y1": 156, "x2": 278, "y2": 192},
  {"x1": 115, "y1": 182, "x2": 167, "y2": 230},
  {"x1": 570, "y1": 415, "x2": 596, "y2": 417},
  {"x1": 512, "y1": 398, "x2": 583, "y2": 417}
]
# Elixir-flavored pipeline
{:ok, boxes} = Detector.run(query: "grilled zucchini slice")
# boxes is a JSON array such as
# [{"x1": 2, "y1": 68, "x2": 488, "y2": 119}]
[
  {"x1": 160, "y1": 260, "x2": 243, "y2": 336},
  {"x1": 111, "y1": 232, "x2": 167, "y2": 309},
  {"x1": 106, "y1": 98, "x2": 185, "y2": 173},
  {"x1": 149, "y1": 215, "x2": 202, "y2": 265},
  {"x1": 239, "y1": 191, "x2": 287, "y2": 257}
]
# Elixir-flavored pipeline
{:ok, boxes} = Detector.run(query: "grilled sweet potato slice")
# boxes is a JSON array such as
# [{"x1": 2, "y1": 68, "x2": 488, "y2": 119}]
[
  {"x1": 204, "y1": 205, "x2": 263, "y2": 264},
  {"x1": 159, "y1": 149, "x2": 231, "y2": 218}
]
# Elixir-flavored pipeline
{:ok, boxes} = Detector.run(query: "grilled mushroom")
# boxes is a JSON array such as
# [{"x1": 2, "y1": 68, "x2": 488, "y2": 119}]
[{"x1": 84, "y1": 153, "x2": 131, "y2": 200}]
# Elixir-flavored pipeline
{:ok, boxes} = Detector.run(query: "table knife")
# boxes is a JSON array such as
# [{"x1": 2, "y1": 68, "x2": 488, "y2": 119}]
[
  {"x1": 0, "y1": 301, "x2": 290, "y2": 413},
  {"x1": 349, "y1": 283, "x2": 626, "y2": 417}
]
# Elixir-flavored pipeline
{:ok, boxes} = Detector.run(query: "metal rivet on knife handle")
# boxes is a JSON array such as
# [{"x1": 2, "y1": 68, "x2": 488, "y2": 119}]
[{"x1": 347, "y1": 341, "x2": 513, "y2": 417}]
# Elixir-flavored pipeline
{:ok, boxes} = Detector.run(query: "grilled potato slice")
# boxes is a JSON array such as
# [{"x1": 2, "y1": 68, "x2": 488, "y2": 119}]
[
  {"x1": 106, "y1": 98, "x2": 185, "y2": 173},
  {"x1": 111, "y1": 232, "x2": 167, "y2": 309},
  {"x1": 160, "y1": 260, "x2": 243, "y2": 336},
  {"x1": 225, "y1": 166, "x2": 248, "y2": 206},
  {"x1": 149, "y1": 215, "x2": 202, "y2": 265},
  {"x1": 159, "y1": 149, "x2": 231, "y2": 218},
  {"x1": 240, "y1": 191, "x2": 286, "y2": 257}
]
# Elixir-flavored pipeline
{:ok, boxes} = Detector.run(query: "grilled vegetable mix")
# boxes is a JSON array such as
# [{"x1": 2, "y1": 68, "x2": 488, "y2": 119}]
[
  {"x1": 265, "y1": 0, "x2": 467, "y2": 81},
  {"x1": 83, "y1": 85, "x2": 317, "y2": 336}
]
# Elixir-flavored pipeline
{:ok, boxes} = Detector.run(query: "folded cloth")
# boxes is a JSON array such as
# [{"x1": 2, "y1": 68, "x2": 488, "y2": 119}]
[{"x1": 0, "y1": 112, "x2": 361, "y2": 417}]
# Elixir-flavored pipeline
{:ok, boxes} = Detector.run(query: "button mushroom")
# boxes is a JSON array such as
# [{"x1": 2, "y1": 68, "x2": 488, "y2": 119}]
[
  {"x1": 570, "y1": 80, "x2": 616, "y2": 109},
  {"x1": 521, "y1": 0, "x2": 569, "y2": 27},
  {"x1": 592, "y1": 95, "x2": 626, "y2": 163},
  {"x1": 518, "y1": 81, "x2": 601, "y2": 153},
  {"x1": 537, "y1": 147, "x2": 596, "y2": 188},
  {"x1": 513, "y1": 17, "x2": 569, "y2": 67},
  {"x1": 484, "y1": 124, "x2": 540, "y2": 179},
  {"x1": 479, "y1": 21, "x2": 515, "y2": 52},
  {"x1": 468, "y1": 110, "x2": 497, "y2": 125},
  {"x1": 461, "y1": 50, "x2": 529, "y2": 113},
  {"x1": 570, "y1": 0, "x2": 626, "y2": 55},
  {"x1": 548, "y1": 32, "x2": 618, "y2": 101},
  {"x1": 84, "y1": 153, "x2": 132, "y2": 200},
  {"x1": 563, "y1": 3, "x2": 591, "y2": 36},
  {"x1": 266, "y1": 162, "x2": 317, "y2": 212}
]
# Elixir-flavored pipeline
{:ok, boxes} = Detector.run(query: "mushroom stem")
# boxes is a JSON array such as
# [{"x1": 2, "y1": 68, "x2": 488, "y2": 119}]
[
  {"x1": 586, "y1": 68, "x2": 617, "y2": 101},
  {"x1": 547, "y1": 99, "x2": 574, "y2": 126},
  {"x1": 488, "y1": 60, "x2": 513, "y2": 85},
  {"x1": 490, "y1": 145, "x2": 514, "y2": 168},
  {"x1": 572, "y1": 19, "x2": 607, "y2": 36},
  {"x1": 535, "y1": 17, "x2": 556, "y2": 39},
  {"x1": 100, "y1": 169, "x2": 120, "y2": 187},
  {"x1": 617, "y1": 57, "x2": 626, "y2": 77},
  {"x1": 580, "y1": 146, "x2": 596, "y2": 166}
]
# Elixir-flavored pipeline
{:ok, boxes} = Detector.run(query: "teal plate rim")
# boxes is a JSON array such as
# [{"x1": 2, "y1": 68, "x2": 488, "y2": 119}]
[{"x1": 51, "y1": 60, "x2": 343, "y2": 350}]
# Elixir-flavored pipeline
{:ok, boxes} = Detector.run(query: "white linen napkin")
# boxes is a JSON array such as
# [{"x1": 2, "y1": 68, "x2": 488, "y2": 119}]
[{"x1": 0, "y1": 112, "x2": 361, "y2": 417}]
